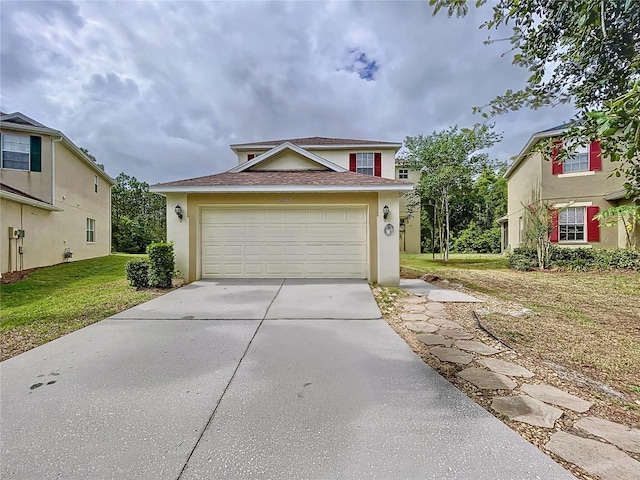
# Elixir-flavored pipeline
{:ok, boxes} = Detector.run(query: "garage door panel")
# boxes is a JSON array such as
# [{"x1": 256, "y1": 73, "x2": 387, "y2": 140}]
[{"x1": 201, "y1": 206, "x2": 368, "y2": 278}]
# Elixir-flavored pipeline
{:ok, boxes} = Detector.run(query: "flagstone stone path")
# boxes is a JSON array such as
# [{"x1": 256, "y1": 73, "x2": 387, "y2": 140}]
[{"x1": 396, "y1": 284, "x2": 640, "y2": 480}]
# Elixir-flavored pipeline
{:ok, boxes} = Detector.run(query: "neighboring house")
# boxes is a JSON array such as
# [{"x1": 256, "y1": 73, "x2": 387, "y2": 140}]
[
  {"x1": 151, "y1": 137, "x2": 413, "y2": 286},
  {"x1": 503, "y1": 124, "x2": 638, "y2": 251},
  {"x1": 395, "y1": 161, "x2": 421, "y2": 254},
  {"x1": 0, "y1": 112, "x2": 114, "y2": 275}
]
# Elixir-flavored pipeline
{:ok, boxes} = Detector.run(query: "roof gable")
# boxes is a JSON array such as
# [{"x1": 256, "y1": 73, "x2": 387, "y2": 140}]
[
  {"x1": 229, "y1": 142, "x2": 346, "y2": 173},
  {"x1": 0, "y1": 112, "x2": 48, "y2": 128}
]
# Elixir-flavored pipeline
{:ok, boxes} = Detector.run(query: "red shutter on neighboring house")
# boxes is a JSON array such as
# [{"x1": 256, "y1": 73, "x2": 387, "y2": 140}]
[
  {"x1": 374, "y1": 152, "x2": 382, "y2": 177},
  {"x1": 589, "y1": 141, "x2": 602, "y2": 171},
  {"x1": 248, "y1": 154, "x2": 255, "y2": 161},
  {"x1": 349, "y1": 153, "x2": 357, "y2": 172},
  {"x1": 552, "y1": 140, "x2": 563, "y2": 175},
  {"x1": 587, "y1": 206, "x2": 600, "y2": 242},
  {"x1": 549, "y1": 209, "x2": 559, "y2": 243}
]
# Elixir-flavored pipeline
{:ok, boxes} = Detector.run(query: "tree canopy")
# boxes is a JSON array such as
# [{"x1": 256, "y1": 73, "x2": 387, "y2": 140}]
[
  {"x1": 111, "y1": 173, "x2": 166, "y2": 253},
  {"x1": 429, "y1": 0, "x2": 640, "y2": 197},
  {"x1": 402, "y1": 124, "x2": 502, "y2": 258}
]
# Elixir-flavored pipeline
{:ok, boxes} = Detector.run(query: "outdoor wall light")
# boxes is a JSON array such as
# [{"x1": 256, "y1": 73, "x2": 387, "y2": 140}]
[
  {"x1": 383, "y1": 204, "x2": 390, "y2": 220},
  {"x1": 174, "y1": 205, "x2": 183, "y2": 220}
]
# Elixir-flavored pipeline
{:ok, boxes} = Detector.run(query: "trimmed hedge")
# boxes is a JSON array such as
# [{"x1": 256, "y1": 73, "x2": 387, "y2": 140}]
[
  {"x1": 147, "y1": 242, "x2": 175, "y2": 288},
  {"x1": 508, "y1": 247, "x2": 640, "y2": 272},
  {"x1": 125, "y1": 258, "x2": 149, "y2": 288}
]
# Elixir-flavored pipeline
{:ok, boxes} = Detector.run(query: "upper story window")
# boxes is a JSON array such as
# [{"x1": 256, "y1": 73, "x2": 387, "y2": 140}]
[
  {"x1": 564, "y1": 146, "x2": 589, "y2": 173},
  {"x1": 559, "y1": 207, "x2": 585, "y2": 241},
  {"x1": 398, "y1": 169, "x2": 408, "y2": 179},
  {"x1": 552, "y1": 141, "x2": 601, "y2": 175},
  {"x1": 94, "y1": 175, "x2": 98, "y2": 193},
  {"x1": 0, "y1": 133, "x2": 42, "y2": 172},
  {"x1": 356, "y1": 152, "x2": 374, "y2": 175},
  {"x1": 2, "y1": 133, "x2": 30, "y2": 170}
]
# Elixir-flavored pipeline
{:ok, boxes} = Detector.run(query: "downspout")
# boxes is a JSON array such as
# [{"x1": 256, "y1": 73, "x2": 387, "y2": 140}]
[{"x1": 51, "y1": 134, "x2": 63, "y2": 205}]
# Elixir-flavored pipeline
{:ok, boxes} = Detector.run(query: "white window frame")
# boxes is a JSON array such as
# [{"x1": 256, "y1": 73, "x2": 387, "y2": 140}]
[
  {"x1": 86, "y1": 218, "x2": 95, "y2": 243},
  {"x1": 94, "y1": 175, "x2": 98, "y2": 193},
  {"x1": 398, "y1": 168, "x2": 408, "y2": 179},
  {"x1": 356, "y1": 152, "x2": 374, "y2": 176},
  {"x1": 559, "y1": 207, "x2": 585, "y2": 242},
  {"x1": 563, "y1": 145, "x2": 589, "y2": 173},
  {"x1": 1, "y1": 133, "x2": 30, "y2": 171}
]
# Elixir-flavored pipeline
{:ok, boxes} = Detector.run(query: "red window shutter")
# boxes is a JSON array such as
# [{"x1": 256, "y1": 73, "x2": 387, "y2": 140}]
[
  {"x1": 589, "y1": 141, "x2": 602, "y2": 171},
  {"x1": 587, "y1": 206, "x2": 600, "y2": 242},
  {"x1": 551, "y1": 140, "x2": 563, "y2": 175},
  {"x1": 549, "y1": 209, "x2": 559, "y2": 243},
  {"x1": 374, "y1": 153, "x2": 382, "y2": 177},
  {"x1": 349, "y1": 153, "x2": 357, "y2": 172},
  {"x1": 248, "y1": 154, "x2": 255, "y2": 161}
]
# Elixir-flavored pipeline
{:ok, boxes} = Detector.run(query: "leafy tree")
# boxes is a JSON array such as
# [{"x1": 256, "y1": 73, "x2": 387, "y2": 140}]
[
  {"x1": 429, "y1": 0, "x2": 640, "y2": 197},
  {"x1": 111, "y1": 173, "x2": 166, "y2": 253},
  {"x1": 594, "y1": 204, "x2": 640, "y2": 250},
  {"x1": 522, "y1": 202, "x2": 557, "y2": 270},
  {"x1": 402, "y1": 124, "x2": 501, "y2": 260},
  {"x1": 79, "y1": 147, "x2": 105, "y2": 171}
]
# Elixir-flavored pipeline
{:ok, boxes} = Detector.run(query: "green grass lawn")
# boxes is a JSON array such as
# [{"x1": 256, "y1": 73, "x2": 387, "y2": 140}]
[{"x1": 1, "y1": 254, "x2": 164, "y2": 360}]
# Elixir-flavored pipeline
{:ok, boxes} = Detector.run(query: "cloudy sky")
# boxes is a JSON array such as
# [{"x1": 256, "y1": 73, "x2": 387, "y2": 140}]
[{"x1": 1, "y1": 0, "x2": 576, "y2": 185}]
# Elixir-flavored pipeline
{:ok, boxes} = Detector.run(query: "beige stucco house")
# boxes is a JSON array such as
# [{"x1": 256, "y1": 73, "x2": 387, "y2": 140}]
[
  {"x1": 395, "y1": 162, "x2": 421, "y2": 254},
  {"x1": 151, "y1": 137, "x2": 413, "y2": 286},
  {"x1": 0, "y1": 112, "x2": 114, "y2": 274},
  {"x1": 503, "y1": 124, "x2": 638, "y2": 251}
]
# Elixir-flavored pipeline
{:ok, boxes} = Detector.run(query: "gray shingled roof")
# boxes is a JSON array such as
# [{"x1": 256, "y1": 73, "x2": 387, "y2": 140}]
[
  {"x1": 231, "y1": 137, "x2": 400, "y2": 148},
  {"x1": 154, "y1": 170, "x2": 411, "y2": 189}
]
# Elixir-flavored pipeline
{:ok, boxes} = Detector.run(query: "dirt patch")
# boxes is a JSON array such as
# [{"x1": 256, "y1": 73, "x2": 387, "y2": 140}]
[{"x1": 1, "y1": 267, "x2": 42, "y2": 284}]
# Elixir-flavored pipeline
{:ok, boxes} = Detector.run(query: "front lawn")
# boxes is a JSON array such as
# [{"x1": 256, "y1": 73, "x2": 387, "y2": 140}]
[
  {"x1": 401, "y1": 253, "x2": 640, "y2": 401},
  {"x1": 0, "y1": 254, "x2": 165, "y2": 360}
]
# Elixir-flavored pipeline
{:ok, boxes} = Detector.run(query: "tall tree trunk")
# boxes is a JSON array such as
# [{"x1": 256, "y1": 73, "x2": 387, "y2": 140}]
[{"x1": 444, "y1": 187, "x2": 450, "y2": 262}]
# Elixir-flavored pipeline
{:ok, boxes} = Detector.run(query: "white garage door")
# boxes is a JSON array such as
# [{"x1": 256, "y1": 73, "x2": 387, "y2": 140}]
[{"x1": 201, "y1": 206, "x2": 368, "y2": 278}]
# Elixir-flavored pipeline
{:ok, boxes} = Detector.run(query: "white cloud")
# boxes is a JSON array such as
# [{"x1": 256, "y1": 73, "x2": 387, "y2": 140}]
[{"x1": 0, "y1": 0, "x2": 575, "y2": 184}]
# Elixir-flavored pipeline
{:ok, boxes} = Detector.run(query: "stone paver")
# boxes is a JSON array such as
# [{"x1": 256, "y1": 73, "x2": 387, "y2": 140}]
[
  {"x1": 404, "y1": 296, "x2": 427, "y2": 305},
  {"x1": 521, "y1": 383, "x2": 592, "y2": 413},
  {"x1": 429, "y1": 347, "x2": 475, "y2": 365},
  {"x1": 404, "y1": 322, "x2": 438, "y2": 334},
  {"x1": 424, "y1": 303, "x2": 446, "y2": 314},
  {"x1": 457, "y1": 368, "x2": 517, "y2": 390},
  {"x1": 428, "y1": 290, "x2": 483, "y2": 303},
  {"x1": 455, "y1": 340, "x2": 500, "y2": 356},
  {"x1": 546, "y1": 431, "x2": 640, "y2": 480},
  {"x1": 492, "y1": 395, "x2": 563, "y2": 428},
  {"x1": 417, "y1": 334, "x2": 452, "y2": 347},
  {"x1": 400, "y1": 313, "x2": 429, "y2": 322},
  {"x1": 404, "y1": 304, "x2": 426, "y2": 313},
  {"x1": 575, "y1": 417, "x2": 640, "y2": 454},
  {"x1": 439, "y1": 328, "x2": 474, "y2": 340},
  {"x1": 428, "y1": 318, "x2": 463, "y2": 329},
  {"x1": 477, "y1": 358, "x2": 535, "y2": 378}
]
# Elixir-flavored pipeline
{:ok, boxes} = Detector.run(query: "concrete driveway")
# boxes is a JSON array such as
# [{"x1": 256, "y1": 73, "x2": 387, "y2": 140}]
[{"x1": 1, "y1": 279, "x2": 574, "y2": 479}]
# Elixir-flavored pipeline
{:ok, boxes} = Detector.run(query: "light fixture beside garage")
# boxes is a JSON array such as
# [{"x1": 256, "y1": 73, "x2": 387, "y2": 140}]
[
  {"x1": 174, "y1": 205, "x2": 183, "y2": 220},
  {"x1": 383, "y1": 204, "x2": 390, "y2": 220}
]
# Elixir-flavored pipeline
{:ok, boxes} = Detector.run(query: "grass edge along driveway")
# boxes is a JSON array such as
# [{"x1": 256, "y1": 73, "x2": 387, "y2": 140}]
[{"x1": 0, "y1": 254, "x2": 165, "y2": 361}]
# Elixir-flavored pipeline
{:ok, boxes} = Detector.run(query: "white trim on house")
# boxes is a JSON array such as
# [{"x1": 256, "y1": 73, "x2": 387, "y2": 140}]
[
  {"x1": 552, "y1": 201, "x2": 593, "y2": 208},
  {"x1": 228, "y1": 142, "x2": 347, "y2": 173},
  {"x1": 557, "y1": 171, "x2": 596, "y2": 179},
  {"x1": 151, "y1": 184, "x2": 414, "y2": 195},
  {"x1": 0, "y1": 190, "x2": 64, "y2": 211}
]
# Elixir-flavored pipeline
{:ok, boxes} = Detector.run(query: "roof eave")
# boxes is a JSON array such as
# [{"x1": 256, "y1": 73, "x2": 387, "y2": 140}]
[
  {"x1": 0, "y1": 191, "x2": 64, "y2": 211},
  {"x1": 151, "y1": 184, "x2": 414, "y2": 194},
  {"x1": 504, "y1": 128, "x2": 567, "y2": 179},
  {"x1": 231, "y1": 143, "x2": 402, "y2": 151}
]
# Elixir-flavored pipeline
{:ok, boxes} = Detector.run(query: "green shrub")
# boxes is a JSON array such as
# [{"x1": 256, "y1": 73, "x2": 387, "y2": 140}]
[
  {"x1": 125, "y1": 258, "x2": 149, "y2": 288},
  {"x1": 453, "y1": 223, "x2": 502, "y2": 254},
  {"x1": 508, "y1": 249, "x2": 537, "y2": 271},
  {"x1": 147, "y1": 242, "x2": 175, "y2": 288}
]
